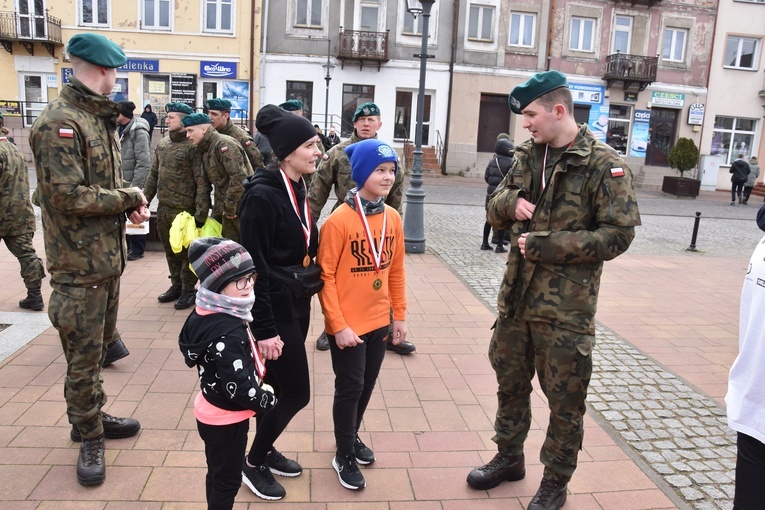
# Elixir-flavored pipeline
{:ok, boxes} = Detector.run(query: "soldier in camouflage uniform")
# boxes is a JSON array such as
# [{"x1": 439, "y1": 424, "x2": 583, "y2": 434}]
[
  {"x1": 183, "y1": 113, "x2": 253, "y2": 243},
  {"x1": 466, "y1": 71, "x2": 641, "y2": 510},
  {"x1": 28, "y1": 33, "x2": 145, "y2": 487},
  {"x1": 308, "y1": 102, "x2": 413, "y2": 355},
  {"x1": 205, "y1": 97, "x2": 264, "y2": 170},
  {"x1": 143, "y1": 102, "x2": 211, "y2": 310},
  {"x1": 0, "y1": 111, "x2": 46, "y2": 311}
]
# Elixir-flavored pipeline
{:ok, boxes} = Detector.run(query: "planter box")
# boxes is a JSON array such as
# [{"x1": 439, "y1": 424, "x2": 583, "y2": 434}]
[{"x1": 661, "y1": 176, "x2": 700, "y2": 197}]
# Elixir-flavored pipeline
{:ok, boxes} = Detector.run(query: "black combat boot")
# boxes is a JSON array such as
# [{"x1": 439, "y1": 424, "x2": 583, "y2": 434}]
[
  {"x1": 70, "y1": 411, "x2": 141, "y2": 442},
  {"x1": 527, "y1": 478, "x2": 567, "y2": 510},
  {"x1": 467, "y1": 452, "x2": 525, "y2": 490},
  {"x1": 19, "y1": 287, "x2": 44, "y2": 311},
  {"x1": 77, "y1": 435, "x2": 106, "y2": 486},
  {"x1": 316, "y1": 331, "x2": 330, "y2": 351},
  {"x1": 103, "y1": 338, "x2": 130, "y2": 367},
  {"x1": 157, "y1": 286, "x2": 182, "y2": 303},
  {"x1": 174, "y1": 290, "x2": 197, "y2": 310}
]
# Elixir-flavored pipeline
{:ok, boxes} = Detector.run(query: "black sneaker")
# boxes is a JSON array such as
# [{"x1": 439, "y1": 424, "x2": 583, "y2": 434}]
[
  {"x1": 77, "y1": 435, "x2": 105, "y2": 486},
  {"x1": 71, "y1": 412, "x2": 141, "y2": 442},
  {"x1": 241, "y1": 461, "x2": 286, "y2": 500},
  {"x1": 316, "y1": 331, "x2": 330, "y2": 351},
  {"x1": 354, "y1": 435, "x2": 375, "y2": 465},
  {"x1": 332, "y1": 453, "x2": 365, "y2": 490},
  {"x1": 266, "y1": 448, "x2": 302, "y2": 477},
  {"x1": 527, "y1": 478, "x2": 567, "y2": 510},
  {"x1": 386, "y1": 340, "x2": 416, "y2": 354},
  {"x1": 466, "y1": 452, "x2": 525, "y2": 490}
]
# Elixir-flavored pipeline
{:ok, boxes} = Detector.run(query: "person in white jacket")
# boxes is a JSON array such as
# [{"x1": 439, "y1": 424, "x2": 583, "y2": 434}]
[{"x1": 726, "y1": 203, "x2": 765, "y2": 510}]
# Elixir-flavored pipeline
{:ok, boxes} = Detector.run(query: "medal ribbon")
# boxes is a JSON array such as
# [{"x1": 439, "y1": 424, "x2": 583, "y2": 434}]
[
  {"x1": 354, "y1": 193, "x2": 387, "y2": 274},
  {"x1": 246, "y1": 326, "x2": 266, "y2": 380},
  {"x1": 279, "y1": 169, "x2": 311, "y2": 253}
]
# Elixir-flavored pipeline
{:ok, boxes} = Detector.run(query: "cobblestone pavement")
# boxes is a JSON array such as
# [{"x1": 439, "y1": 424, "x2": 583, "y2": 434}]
[{"x1": 411, "y1": 177, "x2": 744, "y2": 510}]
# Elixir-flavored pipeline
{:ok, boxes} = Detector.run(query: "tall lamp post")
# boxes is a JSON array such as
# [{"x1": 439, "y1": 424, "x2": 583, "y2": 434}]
[
  {"x1": 322, "y1": 38, "x2": 335, "y2": 132},
  {"x1": 403, "y1": 0, "x2": 435, "y2": 254}
]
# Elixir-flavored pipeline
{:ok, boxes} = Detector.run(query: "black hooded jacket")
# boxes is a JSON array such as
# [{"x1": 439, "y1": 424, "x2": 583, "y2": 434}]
[
  {"x1": 484, "y1": 138, "x2": 515, "y2": 195},
  {"x1": 178, "y1": 311, "x2": 274, "y2": 414},
  {"x1": 239, "y1": 166, "x2": 319, "y2": 340}
]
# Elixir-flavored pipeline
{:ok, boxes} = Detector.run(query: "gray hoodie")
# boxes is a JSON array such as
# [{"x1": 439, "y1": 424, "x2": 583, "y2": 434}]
[{"x1": 120, "y1": 116, "x2": 151, "y2": 188}]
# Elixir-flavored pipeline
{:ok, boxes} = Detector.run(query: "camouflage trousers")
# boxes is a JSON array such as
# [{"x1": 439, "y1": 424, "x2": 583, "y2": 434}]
[
  {"x1": 157, "y1": 206, "x2": 198, "y2": 291},
  {"x1": 489, "y1": 318, "x2": 594, "y2": 484},
  {"x1": 221, "y1": 216, "x2": 240, "y2": 243},
  {"x1": 1, "y1": 232, "x2": 45, "y2": 289},
  {"x1": 49, "y1": 277, "x2": 120, "y2": 439}
]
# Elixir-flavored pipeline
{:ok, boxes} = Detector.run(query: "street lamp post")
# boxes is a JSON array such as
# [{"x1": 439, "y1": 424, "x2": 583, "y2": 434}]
[
  {"x1": 322, "y1": 38, "x2": 335, "y2": 132},
  {"x1": 403, "y1": 0, "x2": 435, "y2": 254}
]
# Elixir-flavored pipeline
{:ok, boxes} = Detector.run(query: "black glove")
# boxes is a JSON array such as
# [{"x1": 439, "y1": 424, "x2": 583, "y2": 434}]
[{"x1": 195, "y1": 218, "x2": 205, "y2": 229}]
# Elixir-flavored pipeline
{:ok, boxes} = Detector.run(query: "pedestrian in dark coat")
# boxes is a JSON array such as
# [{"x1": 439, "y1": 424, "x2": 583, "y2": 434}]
[
  {"x1": 730, "y1": 154, "x2": 751, "y2": 205},
  {"x1": 141, "y1": 104, "x2": 158, "y2": 134},
  {"x1": 482, "y1": 134, "x2": 514, "y2": 253}
]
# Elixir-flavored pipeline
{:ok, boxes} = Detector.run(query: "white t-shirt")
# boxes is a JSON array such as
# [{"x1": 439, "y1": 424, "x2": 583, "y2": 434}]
[{"x1": 726, "y1": 235, "x2": 765, "y2": 444}]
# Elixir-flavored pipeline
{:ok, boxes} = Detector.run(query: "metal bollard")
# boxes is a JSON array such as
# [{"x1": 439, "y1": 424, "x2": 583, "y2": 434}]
[{"x1": 687, "y1": 211, "x2": 701, "y2": 251}]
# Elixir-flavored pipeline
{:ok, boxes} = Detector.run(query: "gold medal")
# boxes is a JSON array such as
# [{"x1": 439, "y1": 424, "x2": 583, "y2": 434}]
[
  {"x1": 373, "y1": 278, "x2": 382, "y2": 291},
  {"x1": 303, "y1": 254, "x2": 310, "y2": 268}
]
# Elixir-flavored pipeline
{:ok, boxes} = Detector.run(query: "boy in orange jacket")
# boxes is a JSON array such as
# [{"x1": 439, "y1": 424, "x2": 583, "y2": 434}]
[{"x1": 317, "y1": 139, "x2": 408, "y2": 490}]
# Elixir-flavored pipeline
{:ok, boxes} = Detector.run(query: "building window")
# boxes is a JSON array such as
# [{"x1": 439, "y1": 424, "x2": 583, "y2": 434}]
[
  {"x1": 509, "y1": 12, "x2": 535, "y2": 48},
  {"x1": 403, "y1": 10, "x2": 423, "y2": 35},
  {"x1": 359, "y1": 0, "x2": 380, "y2": 31},
  {"x1": 711, "y1": 116, "x2": 757, "y2": 165},
  {"x1": 285, "y1": 81, "x2": 313, "y2": 119},
  {"x1": 724, "y1": 36, "x2": 759, "y2": 70},
  {"x1": 611, "y1": 15, "x2": 632, "y2": 55},
  {"x1": 606, "y1": 104, "x2": 631, "y2": 156},
  {"x1": 204, "y1": 0, "x2": 233, "y2": 33},
  {"x1": 341, "y1": 84, "x2": 374, "y2": 137},
  {"x1": 296, "y1": 0, "x2": 322, "y2": 27},
  {"x1": 80, "y1": 0, "x2": 109, "y2": 26},
  {"x1": 143, "y1": 0, "x2": 170, "y2": 29},
  {"x1": 661, "y1": 27, "x2": 687, "y2": 62},
  {"x1": 569, "y1": 17, "x2": 595, "y2": 52},
  {"x1": 468, "y1": 4, "x2": 494, "y2": 42}
]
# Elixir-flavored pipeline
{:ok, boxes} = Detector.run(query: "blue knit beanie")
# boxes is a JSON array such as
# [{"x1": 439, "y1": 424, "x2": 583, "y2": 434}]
[{"x1": 345, "y1": 139, "x2": 398, "y2": 190}]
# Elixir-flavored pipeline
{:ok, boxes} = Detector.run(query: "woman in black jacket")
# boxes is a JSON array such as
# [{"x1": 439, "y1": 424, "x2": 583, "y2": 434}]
[
  {"x1": 140, "y1": 104, "x2": 158, "y2": 135},
  {"x1": 482, "y1": 134, "x2": 514, "y2": 253},
  {"x1": 238, "y1": 104, "x2": 321, "y2": 501}
]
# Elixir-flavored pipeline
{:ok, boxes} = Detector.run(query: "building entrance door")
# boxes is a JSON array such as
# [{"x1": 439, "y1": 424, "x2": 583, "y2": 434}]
[
  {"x1": 477, "y1": 94, "x2": 510, "y2": 153},
  {"x1": 645, "y1": 107, "x2": 678, "y2": 167}
]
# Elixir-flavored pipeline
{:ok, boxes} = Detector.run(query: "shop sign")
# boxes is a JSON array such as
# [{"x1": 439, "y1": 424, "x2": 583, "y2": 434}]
[
  {"x1": 222, "y1": 81, "x2": 249, "y2": 120},
  {"x1": 200, "y1": 61, "x2": 237, "y2": 78},
  {"x1": 630, "y1": 110, "x2": 651, "y2": 157},
  {"x1": 570, "y1": 83, "x2": 608, "y2": 143},
  {"x1": 62, "y1": 67, "x2": 73, "y2": 84},
  {"x1": 0, "y1": 100, "x2": 21, "y2": 116},
  {"x1": 688, "y1": 103, "x2": 705, "y2": 125},
  {"x1": 570, "y1": 83, "x2": 605, "y2": 105},
  {"x1": 624, "y1": 92, "x2": 638, "y2": 102},
  {"x1": 171, "y1": 73, "x2": 197, "y2": 108},
  {"x1": 651, "y1": 91, "x2": 685, "y2": 108},
  {"x1": 119, "y1": 59, "x2": 160, "y2": 73}
]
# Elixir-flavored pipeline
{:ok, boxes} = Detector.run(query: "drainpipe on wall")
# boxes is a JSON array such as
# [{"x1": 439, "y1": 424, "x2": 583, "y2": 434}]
[
  {"x1": 441, "y1": 0, "x2": 459, "y2": 174},
  {"x1": 694, "y1": 0, "x2": 719, "y2": 180},
  {"x1": 545, "y1": 0, "x2": 556, "y2": 71},
  {"x1": 249, "y1": 0, "x2": 258, "y2": 133},
  {"x1": 259, "y1": 0, "x2": 270, "y2": 112}
]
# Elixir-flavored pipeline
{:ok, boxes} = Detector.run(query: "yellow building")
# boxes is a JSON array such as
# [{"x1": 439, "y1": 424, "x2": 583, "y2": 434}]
[{"x1": 0, "y1": 0, "x2": 261, "y2": 153}]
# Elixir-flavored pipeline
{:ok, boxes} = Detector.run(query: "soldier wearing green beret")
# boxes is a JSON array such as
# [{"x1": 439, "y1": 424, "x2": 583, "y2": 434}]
[
  {"x1": 143, "y1": 102, "x2": 212, "y2": 309},
  {"x1": 467, "y1": 70, "x2": 641, "y2": 510},
  {"x1": 205, "y1": 98, "x2": 264, "y2": 171},
  {"x1": 307, "y1": 101, "x2": 414, "y2": 355},
  {"x1": 0, "y1": 111, "x2": 46, "y2": 312},
  {"x1": 29, "y1": 32, "x2": 144, "y2": 487},
  {"x1": 279, "y1": 99, "x2": 304, "y2": 115},
  {"x1": 183, "y1": 113, "x2": 253, "y2": 243}
]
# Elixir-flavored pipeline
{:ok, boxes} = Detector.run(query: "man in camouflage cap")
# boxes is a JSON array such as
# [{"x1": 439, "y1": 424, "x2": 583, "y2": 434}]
[
  {"x1": 144, "y1": 102, "x2": 211, "y2": 309},
  {"x1": 183, "y1": 112, "x2": 253, "y2": 242},
  {"x1": 29, "y1": 32, "x2": 145, "y2": 487},
  {"x1": 308, "y1": 101, "x2": 414, "y2": 355},
  {"x1": 205, "y1": 97, "x2": 264, "y2": 170},
  {"x1": 0, "y1": 111, "x2": 46, "y2": 311},
  {"x1": 466, "y1": 70, "x2": 641, "y2": 510}
]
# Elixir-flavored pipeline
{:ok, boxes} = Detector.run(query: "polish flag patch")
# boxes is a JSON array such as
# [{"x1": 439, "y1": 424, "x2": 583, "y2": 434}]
[
  {"x1": 245, "y1": 140, "x2": 252, "y2": 147},
  {"x1": 610, "y1": 167, "x2": 624, "y2": 178},
  {"x1": 221, "y1": 146, "x2": 229, "y2": 153},
  {"x1": 59, "y1": 128, "x2": 74, "y2": 138}
]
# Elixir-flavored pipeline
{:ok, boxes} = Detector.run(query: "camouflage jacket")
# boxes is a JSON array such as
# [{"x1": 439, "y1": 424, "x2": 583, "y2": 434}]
[
  {"x1": 308, "y1": 131, "x2": 403, "y2": 222},
  {"x1": 196, "y1": 127, "x2": 253, "y2": 218},
  {"x1": 144, "y1": 129, "x2": 211, "y2": 223},
  {"x1": 217, "y1": 119, "x2": 264, "y2": 170},
  {"x1": 29, "y1": 77, "x2": 144, "y2": 286},
  {"x1": 0, "y1": 129, "x2": 35, "y2": 236},
  {"x1": 487, "y1": 124, "x2": 641, "y2": 334}
]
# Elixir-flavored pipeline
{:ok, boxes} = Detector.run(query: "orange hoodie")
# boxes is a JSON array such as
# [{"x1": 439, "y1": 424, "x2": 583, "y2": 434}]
[{"x1": 317, "y1": 203, "x2": 406, "y2": 336}]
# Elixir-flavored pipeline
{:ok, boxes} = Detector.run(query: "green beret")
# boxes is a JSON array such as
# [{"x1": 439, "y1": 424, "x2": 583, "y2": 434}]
[
  {"x1": 165, "y1": 102, "x2": 194, "y2": 115},
  {"x1": 508, "y1": 71, "x2": 569, "y2": 114},
  {"x1": 352, "y1": 102, "x2": 381, "y2": 122},
  {"x1": 204, "y1": 98, "x2": 232, "y2": 111},
  {"x1": 181, "y1": 113, "x2": 211, "y2": 127},
  {"x1": 67, "y1": 33, "x2": 127, "y2": 68},
  {"x1": 279, "y1": 99, "x2": 303, "y2": 112}
]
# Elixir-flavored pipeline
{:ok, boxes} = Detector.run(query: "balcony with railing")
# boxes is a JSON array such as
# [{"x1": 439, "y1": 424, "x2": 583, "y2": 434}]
[
  {"x1": 337, "y1": 30, "x2": 389, "y2": 70},
  {"x1": 0, "y1": 10, "x2": 62, "y2": 56},
  {"x1": 603, "y1": 53, "x2": 658, "y2": 92},
  {"x1": 613, "y1": 0, "x2": 662, "y2": 7}
]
